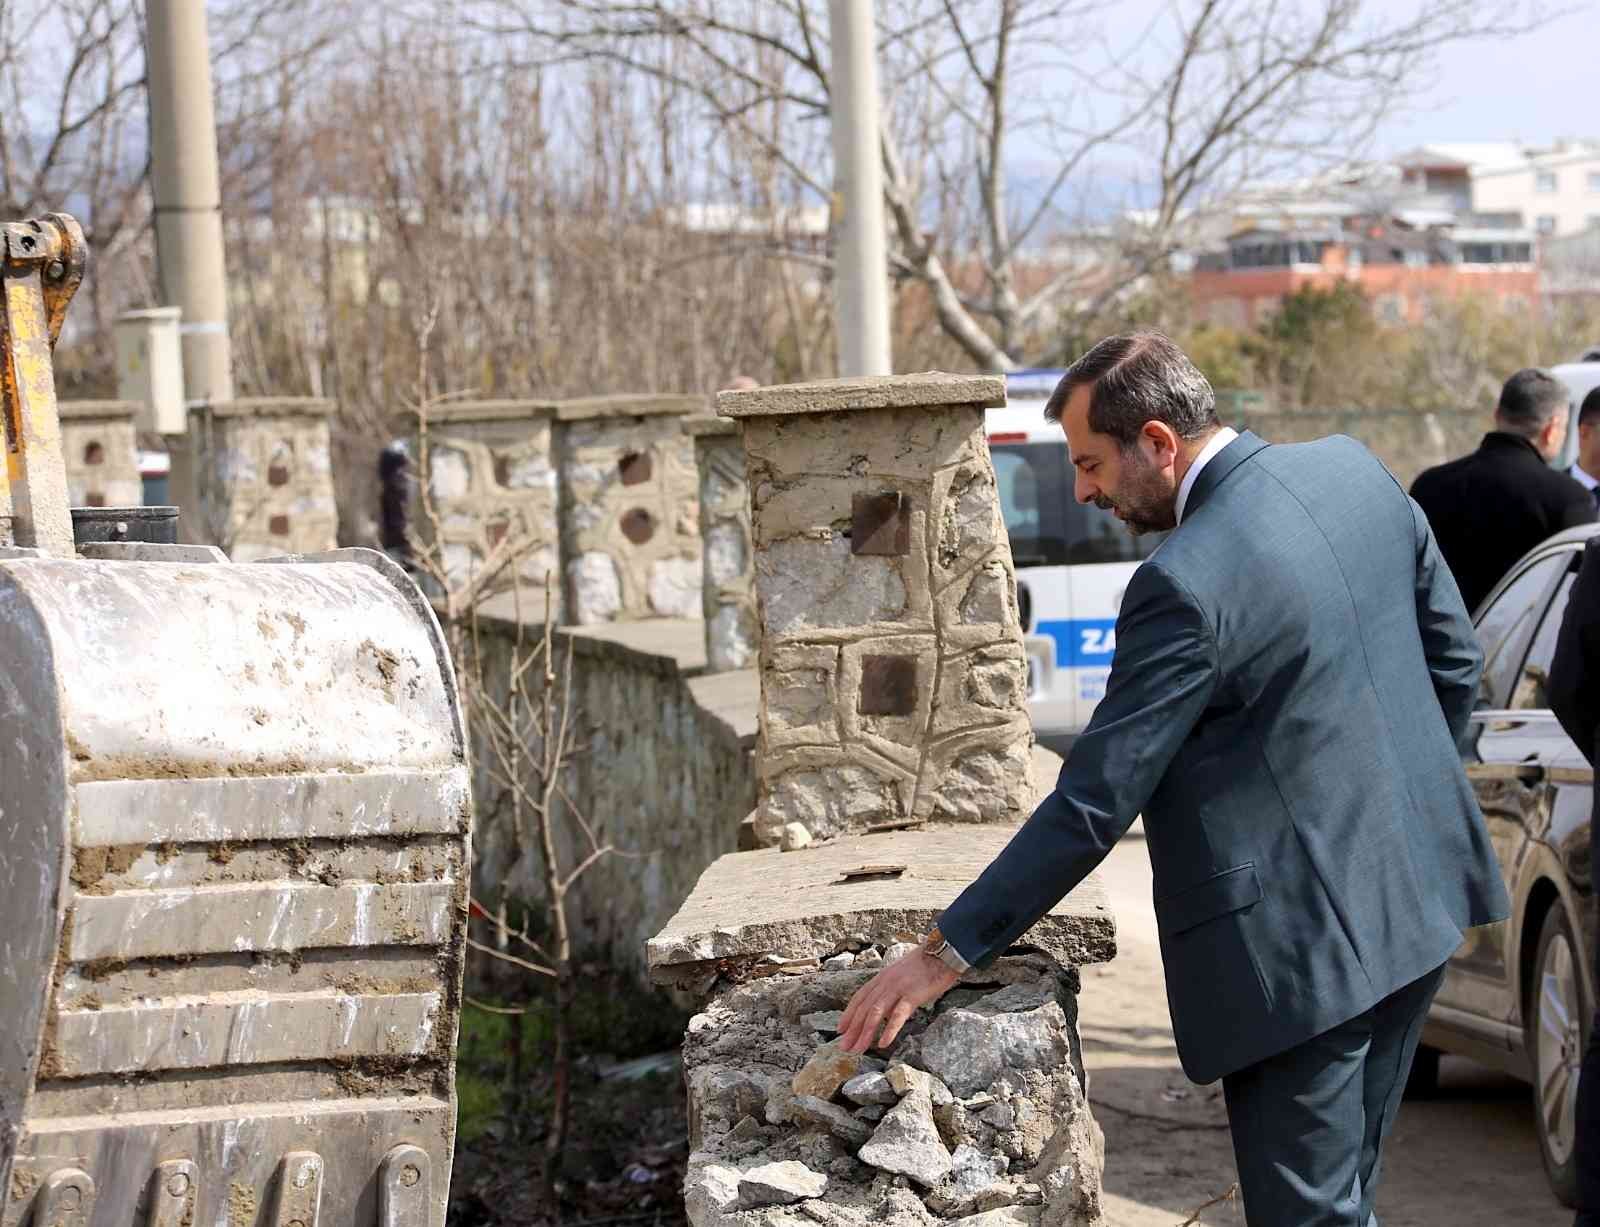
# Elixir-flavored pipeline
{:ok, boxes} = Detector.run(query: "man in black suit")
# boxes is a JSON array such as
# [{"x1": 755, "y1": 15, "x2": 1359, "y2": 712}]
[
  {"x1": 1412, "y1": 368, "x2": 1594, "y2": 613},
  {"x1": 1551, "y1": 539, "x2": 1600, "y2": 1226}
]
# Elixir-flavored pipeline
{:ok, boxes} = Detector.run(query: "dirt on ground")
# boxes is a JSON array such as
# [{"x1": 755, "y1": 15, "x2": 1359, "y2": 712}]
[{"x1": 1084, "y1": 827, "x2": 1569, "y2": 1226}]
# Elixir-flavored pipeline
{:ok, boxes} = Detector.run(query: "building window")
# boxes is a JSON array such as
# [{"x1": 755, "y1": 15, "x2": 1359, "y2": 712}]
[
  {"x1": 1537, "y1": 215, "x2": 1558, "y2": 235},
  {"x1": 1589, "y1": 215, "x2": 1600, "y2": 230},
  {"x1": 1537, "y1": 170, "x2": 1559, "y2": 194},
  {"x1": 1589, "y1": 171, "x2": 1600, "y2": 193},
  {"x1": 1460, "y1": 240, "x2": 1534, "y2": 264}
]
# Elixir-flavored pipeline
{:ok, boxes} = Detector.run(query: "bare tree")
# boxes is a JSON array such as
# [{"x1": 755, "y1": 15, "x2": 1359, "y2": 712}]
[{"x1": 461, "y1": 0, "x2": 1554, "y2": 370}]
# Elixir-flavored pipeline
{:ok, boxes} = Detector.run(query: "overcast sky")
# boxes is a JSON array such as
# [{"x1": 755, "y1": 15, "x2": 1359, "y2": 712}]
[{"x1": 1378, "y1": 2, "x2": 1596, "y2": 153}]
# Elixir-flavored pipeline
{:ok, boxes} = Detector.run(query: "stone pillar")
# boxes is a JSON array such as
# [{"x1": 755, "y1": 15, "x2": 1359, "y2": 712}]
[
  {"x1": 554, "y1": 394, "x2": 704, "y2": 625},
  {"x1": 189, "y1": 397, "x2": 338, "y2": 561},
  {"x1": 716, "y1": 374, "x2": 1032, "y2": 844},
  {"x1": 413, "y1": 400, "x2": 560, "y2": 619},
  {"x1": 648, "y1": 826, "x2": 1116, "y2": 1227},
  {"x1": 685, "y1": 415, "x2": 757, "y2": 672},
  {"x1": 56, "y1": 401, "x2": 142, "y2": 509}
]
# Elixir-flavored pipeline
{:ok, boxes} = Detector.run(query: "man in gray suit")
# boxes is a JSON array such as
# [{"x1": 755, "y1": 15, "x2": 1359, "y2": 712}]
[{"x1": 840, "y1": 332, "x2": 1509, "y2": 1226}]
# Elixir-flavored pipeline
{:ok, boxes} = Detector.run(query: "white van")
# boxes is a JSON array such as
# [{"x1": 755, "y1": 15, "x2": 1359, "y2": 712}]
[
  {"x1": 1553, "y1": 360, "x2": 1600, "y2": 470},
  {"x1": 987, "y1": 370, "x2": 1161, "y2": 747}
]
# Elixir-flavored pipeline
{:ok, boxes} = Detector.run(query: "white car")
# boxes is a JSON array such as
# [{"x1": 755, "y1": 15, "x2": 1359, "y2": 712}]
[
  {"x1": 987, "y1": 371, "x2": 1161, "y2": 750},
  {"x1": 1554, "y1": 360, "x2": 1600, "y2": 470}
]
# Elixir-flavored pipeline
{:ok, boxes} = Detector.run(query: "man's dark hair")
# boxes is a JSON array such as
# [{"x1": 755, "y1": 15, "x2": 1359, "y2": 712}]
[
  {"x1": 1043, "y1": 330, "x2": 1218, "y2": 448},
  {"x1": 1579, "y1": 384, "x2": 1600, "y2": 430},
  {"x1": 1496, "y1": 367, "x2": 1570, "y2": 438}
]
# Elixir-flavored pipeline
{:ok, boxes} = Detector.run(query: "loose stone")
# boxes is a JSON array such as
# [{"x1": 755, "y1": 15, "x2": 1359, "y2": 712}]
[
  {"x1": 842, "y1": 1070, "x2": 900, "y2": 1106},
  {"x1": 737, "y1": 1161, "x2": 828, "y2": 1208},
  {"x1": 790, "y1": 1094, "x2": 874, "y2": 1147},
  {"x1": 857, "y1": 1087, "x2": 954, "y2": 1188},
  {"x1": 793, "y1": 1039, "x2": 885, "y2": 1100}
]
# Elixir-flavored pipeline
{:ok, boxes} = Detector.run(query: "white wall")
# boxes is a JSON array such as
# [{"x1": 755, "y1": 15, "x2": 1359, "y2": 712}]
[{"x1": 1473, "y1": 152, "x2": 1600, "y2": 237}]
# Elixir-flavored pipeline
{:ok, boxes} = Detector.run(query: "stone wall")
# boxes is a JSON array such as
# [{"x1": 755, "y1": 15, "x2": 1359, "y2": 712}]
[
  {"x1": 717, "y1": 375, "x2": 1033, "y2": 845},
  {"x1": 414, "y1": 400, "x2": 560, "y2": 620},
  {"x1": 686, "y1": 415, "x2": 758, "y2": 672},
  {"x1": 556, "y1": 395, "x2": 705, "y2": 625},
  {"x1": 57, "y1": 400, "x2": 141, "y2": 509},
  {"x1": 189, "y1": 398, "x2": 338, "y2": 561},
  {"x1": 465, "y1": 617, "x2": 758, "y2": 976},
  {"x1": 1231, "y1": 407, "x2": 1486, "y2": 488}
]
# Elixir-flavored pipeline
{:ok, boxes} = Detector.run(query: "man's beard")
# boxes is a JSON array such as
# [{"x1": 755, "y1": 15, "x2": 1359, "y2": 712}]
[{"x1": 1092, "y1": 448, "x2": 1177, "y2": 535}]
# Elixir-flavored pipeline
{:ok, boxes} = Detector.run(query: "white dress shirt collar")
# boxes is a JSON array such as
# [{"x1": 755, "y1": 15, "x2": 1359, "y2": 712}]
[
  {"x1": 1572, "y1": 462, "x2": 1600, "y2": 493},
  {"x1": 1175, "y1": 427, "x2": 1239, "y2": 525}
]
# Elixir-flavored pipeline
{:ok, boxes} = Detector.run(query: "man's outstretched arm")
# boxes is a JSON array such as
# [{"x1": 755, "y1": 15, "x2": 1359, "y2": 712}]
[{"x1": 839, "y1": 559, "x2": 1219, "y2": 1053}]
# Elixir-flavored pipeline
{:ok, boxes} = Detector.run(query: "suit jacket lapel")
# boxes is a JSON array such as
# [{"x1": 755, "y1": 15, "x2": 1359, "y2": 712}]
[{"x1": 1183, "y1": 431, "x2": 1269, "y2": 521}]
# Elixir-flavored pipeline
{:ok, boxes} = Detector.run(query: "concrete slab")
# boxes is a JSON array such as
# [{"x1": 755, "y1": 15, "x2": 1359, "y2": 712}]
[
  {"x1": 716, "y1": 373, "x2": 1006, "y2": 419},
  {"x1": 646, "y1": 824, "x2": 1116, "y2": 981}
]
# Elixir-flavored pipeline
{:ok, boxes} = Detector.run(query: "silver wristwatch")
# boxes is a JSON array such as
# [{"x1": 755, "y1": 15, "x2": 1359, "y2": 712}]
[{"x1": 921, "y1": 926, "x2": 971, "y2": 974}]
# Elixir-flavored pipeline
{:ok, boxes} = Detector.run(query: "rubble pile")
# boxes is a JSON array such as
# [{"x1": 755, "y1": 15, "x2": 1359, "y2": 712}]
[{"x1": 681, "y1": 947, "x2": 1104, "y2": 1227}]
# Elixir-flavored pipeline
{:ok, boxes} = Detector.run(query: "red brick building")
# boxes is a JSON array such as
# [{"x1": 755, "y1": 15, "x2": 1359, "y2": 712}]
[{"x1": 1189, "y1": 223, "x2": 1539, "y2": 327}]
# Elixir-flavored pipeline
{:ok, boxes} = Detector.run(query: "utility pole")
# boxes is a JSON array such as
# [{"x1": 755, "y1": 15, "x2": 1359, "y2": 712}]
[
  {"x1": 827, "y1": 0, "x2": 892, "y2": 377},
  {"x1": 144, "y1": 0, "x2": 233, "y2": 405}
]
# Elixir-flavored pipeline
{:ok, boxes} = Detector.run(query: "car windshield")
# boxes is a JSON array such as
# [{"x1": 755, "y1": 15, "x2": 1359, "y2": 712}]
[{"x1": 991, "y1": 441, "x2": 1162, "y2": 566}]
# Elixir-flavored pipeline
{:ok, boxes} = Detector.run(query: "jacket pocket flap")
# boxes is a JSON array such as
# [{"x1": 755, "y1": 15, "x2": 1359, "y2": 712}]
[{"x1": 1156, "y1": 862, "x2": 1262, "y2": 938}]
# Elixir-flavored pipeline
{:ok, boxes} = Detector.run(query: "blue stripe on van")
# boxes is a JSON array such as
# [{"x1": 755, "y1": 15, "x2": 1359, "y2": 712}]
[{"x1": 1037, "y1": 618, "x2": 1118, "y2": 666}]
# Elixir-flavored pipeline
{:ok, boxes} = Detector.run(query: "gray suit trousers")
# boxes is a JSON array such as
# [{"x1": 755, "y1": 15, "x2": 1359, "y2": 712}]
[{"x1": 1222, "y1": 963, "x2": 1446, "y2": 1227}]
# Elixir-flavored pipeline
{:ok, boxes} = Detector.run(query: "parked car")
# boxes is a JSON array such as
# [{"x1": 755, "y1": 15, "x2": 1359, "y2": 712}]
[{"x1": 1415, "y1": 522, "x2": 1600, "y2": 1206}]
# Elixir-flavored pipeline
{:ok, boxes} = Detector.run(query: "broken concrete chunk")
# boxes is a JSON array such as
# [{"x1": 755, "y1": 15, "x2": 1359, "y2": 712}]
[
  {"x1": 766, "y1": 1079, "x2": 798, "y2": 1126},
  {"x1": 803, "y1": 1010, "x2": 844, "y2": 1033},
  {"x1": 971, "y1": 980, "x2": 1057, "y2": 1014},
  {"x1": 946, "y1": 1208, "x2": 1042, "y2": 1227},
  {"x1": 823, "y1": 952, "x2": 856, "y2": 970},
  {"x1": 855, "y1": 1104, "x2": 887, "y2": 1124},
  {"x1": 886, "y1": 1062, "x2": 954, "y2": 1107},
  {"x1": 917, "y1": 1002, "x2": 1070, "y2": 1097},
  {"x1": 781, "y1": 822, "x2": 815, "y2": 852},
  {"x1": 841, "y1": 1070, "x2": 900, "y2": 1106},
  {"x1": 790, "y1": 1094, "x2": 874, "y2": 1147},
  {"x1": 979, "y1": 1101, "x2": 1016, "y2": 1131},
  {"x1": 793, "y1": 1039, "x2": 884, "y2": 1100},
  {"x1": 737, "y1": 1160, "x2": 829, "y2": 1208},
  {"x1": 685, "y1": 1158, "x2": 744, "y2": 1222},
  {"x1": 857, "y1": 1088, "x2": 954, "y2": 1188},
  {"x1": 854, "y1": 948, "x2": 885, "y2": 969},
  {"x1": 942, "y1": 1144, "x2": 1009, "y2": 1203}
]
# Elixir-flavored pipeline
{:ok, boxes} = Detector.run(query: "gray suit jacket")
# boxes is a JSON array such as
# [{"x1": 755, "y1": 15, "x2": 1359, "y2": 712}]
[{"x1": 941, "y1": 432, "x2": 1510, "y2": 1084}]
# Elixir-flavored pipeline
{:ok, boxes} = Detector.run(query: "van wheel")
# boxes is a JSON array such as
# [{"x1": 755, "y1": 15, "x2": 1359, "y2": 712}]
[
  {"x1": 1403, "y1": 1044, "x2": 1441, "y2": 1099},
  {"x1": 1528, "y1": 906, "x2": 1589, "y2": 1208}
]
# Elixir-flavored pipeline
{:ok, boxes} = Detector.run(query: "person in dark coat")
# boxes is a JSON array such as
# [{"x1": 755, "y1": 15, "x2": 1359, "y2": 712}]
[
  {"x1": 838, "y1": 331, "x2": 1508, "y2": 1226},
  {"x1": 378, "y1": 440, "x2": 413, "y2": 566},
  {"x1": 1550, "y1": 538, "x2": 1600, "y2": 1226},
  {"x1": 1411, "y1": 368, "x2": 1594, "y2": 615}
]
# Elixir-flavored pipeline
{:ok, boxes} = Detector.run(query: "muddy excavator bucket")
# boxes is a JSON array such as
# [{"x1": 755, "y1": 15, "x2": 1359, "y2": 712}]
[{"x1": 0, "y1": 211, "x2": 472, "y2": 1227}]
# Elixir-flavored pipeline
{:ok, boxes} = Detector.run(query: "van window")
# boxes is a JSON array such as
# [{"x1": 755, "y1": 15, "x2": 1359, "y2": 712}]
[{"x1": 991, "y1": 442, "x2": 1161, "y2": 566}]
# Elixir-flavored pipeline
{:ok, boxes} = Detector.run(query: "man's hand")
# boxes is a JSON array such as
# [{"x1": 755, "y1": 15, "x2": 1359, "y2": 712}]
[{"x1": 838, "y1": 950, "x2": 960, "y2": 1054}]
